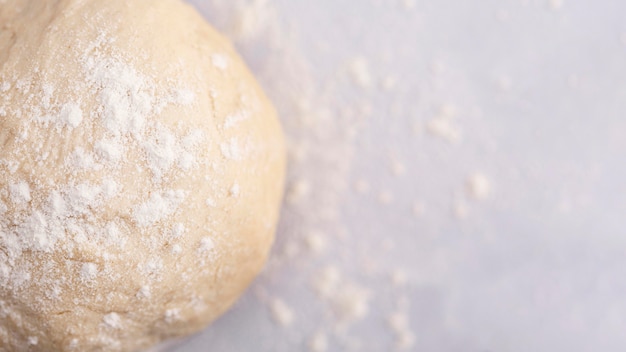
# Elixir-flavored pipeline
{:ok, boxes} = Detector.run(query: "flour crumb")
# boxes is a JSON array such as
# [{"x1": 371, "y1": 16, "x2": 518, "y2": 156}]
[
  {"x1": 220, "y1": 138, "x2": 242, "y2": 160},
  {"x1": 211, "y1": 54, "x2": 230, "y2": 70},
  {"x1": 232, "y1": 0, "x2": 273, "y2": 40},
  {"x1": 164, "y1": 309, "x2": 181, "y2": 323},
  {"x1": 549, "y1": 0, "x2": 564, "y2": 11},
  {"x1": 304, "y1": 231, "x2": 327, "y2": 254},
  {"x1": 103, "y1": 313, "x2": 121, "y2": 329},
  {"x1": 172, "y1": 89, "x2": 195, "y2": 106},
  {"x1": 137, "y1": 286, "x2": 152, "y2": 299},
  {"x1": 309, "y1": 331, "x2": 329, "y2": 352},
  {"x1": 270, "y1": 298, "x2": 295, "y2": 327},
  {"x1": 312, "y1": 266, "x2": 341, "y2": 298},
  {"x1": 224, "y1": 111, "x2": 250, "y2": 129},
  {"x1": 69, "y1": 339, "x2": 79, "y2": 349},
  {"x1": 27, "y1": 336, "x2": 38, "y2": 346},
  {"x1": 331, "y1": 283, "x2": 370, "y2": 323},
  {"x1": 95, "y1": 139, "x2": 123, "y2": 163},
  {"x1": 142, "y1": 125, "x2": 196, "y2": 178},
  {"x1": 466, "y1": 172, "x2": 491, "y2": 200},
  {"x1": 426, "y1": 117, "x2": 461, "y2": 143},
  {"x1": 9, "y1": 181, "x2": 31, "y2": 204},
  {"x1": 313, "y1": 267, "x2": 371, "y2": 324},
  {"x1": 170, "y1": 223, "x2": 186, "y2": 240},
  {"x1": 67, "y1": 147, "x2": 98, "y2": 170},
  {"x1": 286, "y1": 179, "x2": 311, "y2": 204},
  {"x1": 141, "y1": 258, "x2": 164, "y2": 279},
  {"x1": 133, "y1": 190, "x2": 186, "y2": 227},
  {"x1": 80, "y1": 263, "x2": 98, "y2": 282},
  {"x1": 59, "y1": 103, "x2": 83, "y2": 129},
  {"x1": 401, "y1": 0, "x2": 416, "y2": 10},
  {"x1": 390, "y1": 159, "x2": 406, "y2": 177},
  {"x1": 40, "y1": 84, "x2": 54, "y2": 110},
  {"x1": 87, "y1": 57, "x2": 152, "y2": 137},
  {"x1": 101, "y1": 178, "x2": 119, "y2": 198},
  {"x1": 387, "y1": 312, "x2": 416, "y2": 350},
  {"x1": 199, "y1": 237, "x2": 215, "y2": 253},
  {"x1": 388, "y1": 311, "x2": 408, "y2": 331},
  {"x1": 281, "y1": 240, "x2": 301, "y2": 260},
  {"x1": 348, "y1": 57, "x2": 373, "y2": 89},
  {"x1": 230, "y1": 183, "x2": 240, "y2": 197}
]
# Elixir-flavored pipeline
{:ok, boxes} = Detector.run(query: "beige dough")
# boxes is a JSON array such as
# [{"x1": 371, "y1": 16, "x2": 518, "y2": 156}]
[{"x1": 0, "y1": 0, "x2": 285, "y2": 351}]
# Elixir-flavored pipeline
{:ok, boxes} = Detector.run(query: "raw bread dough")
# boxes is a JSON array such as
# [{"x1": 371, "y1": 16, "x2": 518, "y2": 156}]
[{"x1": 0, "y1": 0, "x2": 285, "y2": 351}]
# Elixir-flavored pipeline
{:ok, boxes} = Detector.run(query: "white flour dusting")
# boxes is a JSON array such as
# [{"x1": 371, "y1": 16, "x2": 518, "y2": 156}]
[
  {"x1": 269, "y1": 298, "x2": 295, "y2": 327},
  {"x1": 133, "y1": 190, "x2": 187, "y2": 228},
  {"x1": 9, "y1": 181, "x2": 31, "y2": 204},
  {"x1": 59, "y1": 103, "x2": 84, "y2": 129},
  {"x1": 229, "y1": 183, "x2": 240, "y2": 198},
  {"x1": 164, "y1": 309, "x2": 182, "y2": 324},
  {"x1": 549, "y1": 0, "x2": 564, "y2": 11},
  {"x1": 308, "y1": 332, "x2": 328, "y2": 352},
  {"x1": 348, "y1": 57, "x2": 373, "y2": 89},
  {"x1": 426, "y1": 117, "x2": 462, "y2": 143},
  {"x1": 80, "y1": 263, "x2": 99, "y2": 282},
  {"x1": 387, "y1": 312, "x2": 416, "y2": 350},
  {"x1": 28, "y1": 336, "x2": 39, "y2": 346},
  {"x1": 304, "y1": 231, "x2": 327, "y2": 254},
  {"x1": 466, "y1": 172, "x2": 492, "y2": 200},
  {"x1": 211, "y1": 54, "x2": 230, "y2": 70},
  {"x1": 103, "y1": 313, "x2": 122, "y2": 329}
]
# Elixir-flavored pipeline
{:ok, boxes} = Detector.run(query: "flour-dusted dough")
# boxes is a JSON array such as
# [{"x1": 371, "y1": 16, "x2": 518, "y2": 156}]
[{"x1": 0, "y1": 0, "x2": 285, "y2": 350}]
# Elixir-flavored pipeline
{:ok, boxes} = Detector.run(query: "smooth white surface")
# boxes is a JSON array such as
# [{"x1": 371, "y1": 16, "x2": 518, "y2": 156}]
[{"x1": 177, "y1": 1, "x2": 626, "y2": 351}]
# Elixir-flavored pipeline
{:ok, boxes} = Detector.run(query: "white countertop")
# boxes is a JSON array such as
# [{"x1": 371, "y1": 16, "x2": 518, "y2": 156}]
[{"x1": 174, "y1": 0, "x2": 626, "y2": 351}]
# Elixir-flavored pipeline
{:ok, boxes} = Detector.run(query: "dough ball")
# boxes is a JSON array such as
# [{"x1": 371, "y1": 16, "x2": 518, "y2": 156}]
[{"x1": 0, "y1": 0, "x2": 285, "y2": 351}]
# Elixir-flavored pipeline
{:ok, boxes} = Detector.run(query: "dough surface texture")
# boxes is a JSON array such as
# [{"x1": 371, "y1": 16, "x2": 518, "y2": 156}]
[{"x1": 0, "y1": 0, "x2": 285, "y2": 350}]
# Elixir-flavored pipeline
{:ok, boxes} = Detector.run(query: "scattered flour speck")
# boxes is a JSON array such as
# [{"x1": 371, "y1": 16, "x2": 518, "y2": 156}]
[
  {"x1": 103, "y1": 313, "x2": 121, "y2": 329},
  {"x1": 80, "y1": 263, "x2": 99, "y2": 282},
  {"x1": 59, "y1": 103, "x2": 83, "y2": 129},
  {"x1": 9, "y1": 181, "x2": 31, "y2": 204},
  {"x1": 348, "y1": 56, "x2": 373, "y2": 89},
  {"x1": 211, "y1": 54, "x2": 230, "y2": 70},
  {"x1": 308, "y1": 332, "x2": 328, "y2": 352},
  {"x1": 466, "y1": 172, "x2": 491, "y2": 200},
  {"x1": 270, "y1": 298, "x2": 295, "y2": 327}
]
